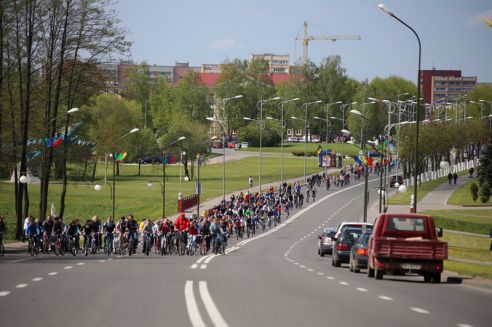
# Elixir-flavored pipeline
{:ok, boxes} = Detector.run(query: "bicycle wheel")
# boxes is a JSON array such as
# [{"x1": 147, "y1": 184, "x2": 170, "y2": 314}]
[
  {"x1": 145, "y1": 238, "x2": 150, "y2": 256},
  {"x1": 128, "y1": 239, "x2": 133, "y2": 256},
  {"x1": 0, "y1": 243, "x2": 4, "y2": 256}
]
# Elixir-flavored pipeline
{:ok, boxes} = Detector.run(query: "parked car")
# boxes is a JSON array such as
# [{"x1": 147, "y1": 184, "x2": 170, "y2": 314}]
[
  {"x1": 332, "y1": 227, "x2": 364, "y2": 267},
  {"x1": 211, "y1": 141, "x2": 223, "y2": 149},
  {"x1": 349, "y1": 232, "x2": 371, "y2": 273},
  {"x1": 287, "y1": 136, "x2": 299, "y2": 143},
  {"x1": 318, "y1": 227, "x2": 336, "y2": 256},
  {"x1": 241, "y1": 142, "x2": 249, "y2": 148},
  {"x1": 137, "y1": 155, "x2": 162, "y2": 164},
  {"x1": 367, "y1": 213, "x2": 447, "y2": 282},
  {"x1": 390, "y1": 175, "x2": 403, "y2": 187},
  {"x1": 228, "y1": 142, "x2": 237, "y2": 149},
  {"x1": 310, "y1": 137, "x2": 320, "y2": 143}
]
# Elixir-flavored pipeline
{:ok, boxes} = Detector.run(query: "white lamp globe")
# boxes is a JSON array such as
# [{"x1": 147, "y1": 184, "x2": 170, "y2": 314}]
[
  {"x1": 184, "y1": 176, "x2": 189, "y2": 182},
  {"x1": 394, "y1": 182, "x2": 400, "y2": 188},
  {"x1": 147, "y1": 182, "x2": 153, "y2": 189},
  {"x1": 19, "y1": 175, "x2": 28, "y2": 184},
  {"x1": 398, "y1": 184, "x2": 407, "y2": 193},
  {"x1": 94, "y1": 184, "x2": 102, "y2": 191},
  {"x1": 439, "y1": 161, "x2": 449, "y2": 170}
]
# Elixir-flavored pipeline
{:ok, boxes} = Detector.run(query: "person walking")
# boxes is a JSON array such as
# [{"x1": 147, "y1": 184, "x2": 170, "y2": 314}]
[
  {"x1": 453, "y1": 172, "x2": 458, "y2": 184},
  {"x1": 447, "y1": 173, "x2": 453, "y2": 184},
  {"x1": 248, "y1": 176, "x2": 253, "y2": 189}
]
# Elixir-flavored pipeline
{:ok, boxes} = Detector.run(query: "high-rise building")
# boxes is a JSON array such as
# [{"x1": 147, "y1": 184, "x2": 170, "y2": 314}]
[
  {"x1": 420, "y1": 69, "x2": 477, "y2": 104},
  {"x1": 250, "y1": 53, "x2": 290, "y2": 73}
]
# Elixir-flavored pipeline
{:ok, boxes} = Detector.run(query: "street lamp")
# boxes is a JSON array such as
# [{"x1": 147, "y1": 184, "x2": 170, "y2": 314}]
[
  {"x1": 273, "y1": 97, "x2": 300, "y2": 183},
  {"x1": 379, "y1": 3, "x2": 422, "y2": 213},
  {"x1": 110, "y1": 128, "x2": 139, "y2": 219},
  {"x1": 337, "y1": 102, "x2": 357, "y2": 168},
  {"x1": 314, "y1": 101, "x2": 341, "y2": 175},
  {"x1": 255, "y1": 96, "x2": 281, "y2": 193},
  {"x1": 195, "y1": 136, "x2": 217, "y2": 217},
  {"x1": 297, "y1": 100, "x2": 323, "y2": 182}
]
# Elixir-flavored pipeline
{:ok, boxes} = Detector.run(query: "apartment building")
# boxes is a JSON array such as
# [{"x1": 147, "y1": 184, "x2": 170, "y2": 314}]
[{"x1": 420, "y1": 69, "x2": 477, "y2": 104}]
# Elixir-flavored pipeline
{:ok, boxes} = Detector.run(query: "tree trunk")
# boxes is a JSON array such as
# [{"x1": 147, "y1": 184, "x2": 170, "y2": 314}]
[
  {"x1": 138, "y1": 162, "x2": 141, "y2": 176},
  {"x1": 23, "y1": 183, "x2": 29, "y2": 219},
  {"x1": 82, "y1": 158, "x2": 88, "y2": 181},
  {"x1": 91, "y1": 154, "x2": 98, "y2": 181}
]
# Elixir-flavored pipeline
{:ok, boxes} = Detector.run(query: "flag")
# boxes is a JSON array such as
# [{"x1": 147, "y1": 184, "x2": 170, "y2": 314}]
[
  {"x1": 116, "y1": 152, "x2": 127, "y2": 162},
  {"x1": 163, "y1": 155, "x2": 177, "y2": 165},
  {"x1": 354, "y1": 156, "x2": 362, "y2": 165},
  {"x1": 52, "y1": 137, "x2": 63, "y2": 148}
]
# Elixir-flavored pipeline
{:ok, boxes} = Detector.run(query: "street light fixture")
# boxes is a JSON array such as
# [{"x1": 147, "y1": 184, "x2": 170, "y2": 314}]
[
  {"x1": 379, "y1": 3, "x2": 422, "y2": 213},
  {"x1": 298, "y1": 100, "x2": 323, "y2": 182}
]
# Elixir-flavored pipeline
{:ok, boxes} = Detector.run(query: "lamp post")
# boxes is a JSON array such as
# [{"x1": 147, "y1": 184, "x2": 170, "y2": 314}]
[
  {"x1": 314, "y1": 102, "x2": 341, "y2": 175},
  {"x1": 255, "y1": 97, "x2": 281, "y2": 193},
  {"x1": 196, "y1": 136, "x2": 217, "y2": 217},
  {"x1": 298, "y1": 100, "x2": 323, "y2": 182},
  {"x1": 379, "y1": 3, "x2": 422, "y2": 213},
  {"x1": 111, "y1": 128, "x2": 139, "y2": 220},
  {"x1": 272, "y1": 97, "x2": 300, "y2": 183},
  {"x1": 350, "y1": 109, "x2": 370, "y2": 222},
  {"x1": 338, "y1": 102, "x2": 357, "y2": 168}
]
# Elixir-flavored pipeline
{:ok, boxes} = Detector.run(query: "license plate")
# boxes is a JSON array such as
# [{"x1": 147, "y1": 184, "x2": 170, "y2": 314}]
[{"x1": 402, "y1": 264, "x2": 421, "y2": 270}]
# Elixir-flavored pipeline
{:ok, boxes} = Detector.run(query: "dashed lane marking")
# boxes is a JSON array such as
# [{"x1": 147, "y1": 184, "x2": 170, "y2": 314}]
[
  {"x1": 15, "y1": 284, "x2": 28, "y2": 289},
  {"x1": 76, "y1": 262, "x2": 84, "y2": 266},
  {"x1": 339, "y1": 281, "x2": 349, "y2": 286},
  {"x1": 32, "y1": 277, "x2": 43, "y2": 282},
  {"x1": 200, "y1": 265, "x2": 207, "y2": 270},
  {"x1": 48, "y1": 272, "x2": 58, "y2": 276},
  {"x1": 190, "y1": 264, "x2": 198, "y2": 269},
  {"x1": 457, "y1": 324, "x2": 475, "y2": 327},
  {"x1": 326, "y1": 276, "x2": 334, "y2": 280},
  {"x1": 64, "y1": 266, "x2": 72, "y2": 270},
  {"x1": 0, "y1": 291, "x2": 10, "y2": 297},
  {"x1": 410, "y1": 307, "x2": 430, "y2": 314},
  {"x1": 356, "y1": 287, "x2": 368, "y2": 292},
  {"x1": 378, "y1": 295, "x2": 393, "y2": 301},
  {"x1": 98, "y1": 260, "x2": 106, "y2": 263},
  {"x1": 317, "y1": 272, "x2": 324, "y2": 276}
]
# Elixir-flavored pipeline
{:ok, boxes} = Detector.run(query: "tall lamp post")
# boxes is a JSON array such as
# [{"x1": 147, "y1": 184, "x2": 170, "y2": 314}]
[
  {"x1": 195, "y1": 136, "x2": 217, "y2": 217},
  {"x1": 146, "y1": 136, "x2": 186, "y2": 218},
  {"x1": 299, "y1": 100, "x2": 322, "y2": 182},
  {"x1": 255, "y1": 97, "x2": 281, "y2": 192},
  {"x1": 338, "y1": 102, "x2": 357, "y2": 168},
  {"x1": 110, "y1": 128, "x2": 139, "y2": 219},
  {"x1": 379, "y1": 3, "x2": 422, "y2": 213}
]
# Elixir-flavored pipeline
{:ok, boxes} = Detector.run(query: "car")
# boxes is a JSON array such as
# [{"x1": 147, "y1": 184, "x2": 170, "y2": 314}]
[
  {"x1": 349, "y1": 232, "x2": 371, "y2": 273},
  {"x1": 211, "y1": 141, "x2": 223, "y2": 149},
  {"x1": 318, "y1": 227, "x2": 336, "y2": 256},
  {"x1": 390, "y1": 175, "x2": 404, "y2": 187},
  {"x1": 332, "y1": 227, "x2": 365, "y2": 267},
  {"x1": 310, "y1": 137, "x2": 320, "y2": 143},
  {"x1": 334, "y1": 221, "x2": 373, "y2": 239},
  {"x1": 241, "y1": 142, "x2": 249, "y2": 148},
  {"x1": 287, "y1": 136, "x2": 300, "y2": 143},
  {"x1": 228, "y1": 142, "x2": 237, "y2": 149},
  {"x1": 137, "y1": 155, "x2": 162, "y2": 164}
]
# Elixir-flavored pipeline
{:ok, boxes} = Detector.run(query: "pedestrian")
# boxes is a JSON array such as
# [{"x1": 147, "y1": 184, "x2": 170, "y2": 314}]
[
  {"x1": 469, "y1": 167, "x2": 474, "y2": 178},
  {"x1": 453, "y1": 173, "x2": 458, "y2": 184},
  {"x1": 447, "y1": 173, "x2": 452, "y2": 184},
  {"x1": 248, "y1": 176, "x2": 253, "y2": 189}
]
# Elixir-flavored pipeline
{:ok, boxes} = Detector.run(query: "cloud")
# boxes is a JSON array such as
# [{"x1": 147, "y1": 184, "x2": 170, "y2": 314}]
[
  {"x1": 210, "y1": 38, "x2": 241, "y2": 50},
  {"x1": 467, "y1": 8, "x2": 492, "y2": 25}
]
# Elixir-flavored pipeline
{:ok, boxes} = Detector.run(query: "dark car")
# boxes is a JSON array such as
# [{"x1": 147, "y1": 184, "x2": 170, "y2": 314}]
[
  {"x1": 137, "y1": 155, "x2": 162, "y2": 164},
  {"x1": 349, "y1": 232, "x2": 371, "y2": 273},
  {"x1": 318, "y1": 227, "x2": 336, "y2": 256},
  {"x1": 212, "y1": 141, "x2": 223, "y2": 149},
  {"x1": 390, "y1": 175, "x2": 403, "y2": 187},
  {"x1": 332, "y1": 227, "x2": 365, "y2": 267}
]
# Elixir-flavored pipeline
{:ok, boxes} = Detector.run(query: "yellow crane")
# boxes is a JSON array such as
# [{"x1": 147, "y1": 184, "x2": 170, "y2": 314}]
[
  {"x1": 484, "y1": 18, "x2": 492, "y2": 28},
  {"x1": 296, "y1": 21, "x2": 361, "y2": 66}
]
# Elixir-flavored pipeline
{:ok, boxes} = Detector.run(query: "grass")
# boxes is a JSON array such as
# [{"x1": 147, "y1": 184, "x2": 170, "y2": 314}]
[
  {"x1": 440, "y1": 232, "x2": 491, "y2": 262},
  {"x1": 422, "y1": 209, "x2": 492, "y2": 235},
  {"x1": 444, "y1": 261, "x2": 492, "y2": 280},
  {"x1": 240, "y1": 142, "x2": 360, "y2": 157},
  {"x1": 0, "y1": 155, "x2": 326, "y2": 241},
  {"x1": 388, "y1": 175, "x2": 449, "y2": 205},
  {"x1": 447, "y1": 178, "x2": 492, "y2": 205}
]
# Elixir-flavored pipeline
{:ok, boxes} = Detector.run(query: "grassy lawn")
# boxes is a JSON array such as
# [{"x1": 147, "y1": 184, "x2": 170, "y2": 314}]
[
  {"x1": 240, "y1": 142, "x2": 360, "y2": 157},
  {"x1": 447, "y1": 178, "x2": 492, "y2": 205},
  {"x1": 440, "y1": 232, "x2": 490, "y2": 262},
  {"x1": 0, "y1": 156, "x2": 325, "y2": 241},
  {"x1": 444, "y1": 261, "x2": 492, "y2": 280},
  {"x1": 422, "y1": 209, "x2": 492, "y2": 235},
  {"x1": 388, "y1": 175, "x2": 449, "y2": 205}
]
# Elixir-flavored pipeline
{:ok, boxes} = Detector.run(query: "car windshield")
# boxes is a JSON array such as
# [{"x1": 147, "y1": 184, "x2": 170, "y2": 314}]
[
  {"x1": 387, "y1": 217, "x2": 426, "y2": 232},
  {"x1": 341, "y1": 228, "x2": 362, "y2": 242}
]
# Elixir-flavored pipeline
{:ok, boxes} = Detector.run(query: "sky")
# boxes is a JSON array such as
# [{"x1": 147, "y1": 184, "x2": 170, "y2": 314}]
[{"x1": 111, "y1": 0, "x2": 492, "y2": 83}]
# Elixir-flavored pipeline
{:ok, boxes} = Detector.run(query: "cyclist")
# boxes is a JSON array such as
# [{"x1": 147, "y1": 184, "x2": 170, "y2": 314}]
[
  {"x1": 103, "y1": 216, "x2": 116, "y2": 253},
  {"x1": 91, "y1": 215, "x2": 102, "y2": 251},
  {"x1": 199, "y1": 217, "x2": 211, "y2": 252},
  {"x1": 82, "y1": 220, "x2": 93, "y2": 255},
  {"x1": 26, "y1": 218, "x2": 41, "y2": 253},
  {"x1": 174, "y1": 212, "x2": 190, "y2": 250},
  {"x1": 66, "y1": 220, "x2": 80, "y2": 252},
  {"x1": 141, "y1": 218, "x2": 154, "y2": 254},
  {"x1": 52, "y1": 217, "x2": 64, "y2": 249},
  {"x1": 311, "y1": 187, "x2": 316, "y2": 202},
  {"x1": 127, "y1": 215, "x2": 139, "y2": 253}
]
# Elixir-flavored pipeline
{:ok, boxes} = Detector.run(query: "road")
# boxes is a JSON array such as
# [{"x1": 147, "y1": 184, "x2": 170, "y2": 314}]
[{"x1": 1, "y1": 176, "x2": 491, "y2": 327}]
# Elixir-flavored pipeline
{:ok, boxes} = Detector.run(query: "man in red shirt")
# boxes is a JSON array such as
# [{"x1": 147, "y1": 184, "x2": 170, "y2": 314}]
[{"x1": 174, "y1": 213, "x2": 189, "y2": 231}]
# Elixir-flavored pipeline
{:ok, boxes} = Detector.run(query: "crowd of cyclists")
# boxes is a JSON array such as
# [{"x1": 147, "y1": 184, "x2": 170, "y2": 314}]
[{"x1": 5, "y1": 164, "x2": 372, "y2": 258}]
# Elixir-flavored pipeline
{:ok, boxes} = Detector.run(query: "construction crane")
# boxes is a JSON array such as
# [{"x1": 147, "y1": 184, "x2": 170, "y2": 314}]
[{"x1": 296, "y1": 21, "x2": 361, "y2": 65}]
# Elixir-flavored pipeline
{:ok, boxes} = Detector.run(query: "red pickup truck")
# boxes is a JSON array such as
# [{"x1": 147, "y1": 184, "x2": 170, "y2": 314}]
[{"x1": 367, "y1": 213, "x2": 447, "y2": 283}]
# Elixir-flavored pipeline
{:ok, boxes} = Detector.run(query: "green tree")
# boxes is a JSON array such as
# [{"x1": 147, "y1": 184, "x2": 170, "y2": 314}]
[
  {"x1": 237, "y1": 121, "x2": 281, "y2": 147},
  {"x1": 173, "y1": 72, "x2": 211, "y2": 121},
  {"x1": 478, "y1": 137, "x2": 492, "y2": 187},
  {"x1": 123, "y1": 62, "x2": 151, "y2": 126},
  {"x1": 150, "y1": 77, "x2": 173, "y2": 136},
  {"x1": 479, "y1": 182, "x2": 491, "y2": 203}
]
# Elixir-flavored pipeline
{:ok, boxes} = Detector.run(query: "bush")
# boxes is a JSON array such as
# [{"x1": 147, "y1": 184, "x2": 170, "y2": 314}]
[
  {"x1": 479, "y1": 182, "x2": 491, "y2": 203},
  {"x1": 470, "y1": 182, "x2": 479, "y2": 202},
  {"x1": 237, "y1": 122, "x2": 281, "y2": 147},
  {"x1": 291, "y1": 151, "x2": 318, "y2": 157}
]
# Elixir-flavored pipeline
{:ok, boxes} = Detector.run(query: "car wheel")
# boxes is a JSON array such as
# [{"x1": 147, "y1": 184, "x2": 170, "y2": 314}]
[
  {"x1": 368, "y1": 266, "x2": 375, "y2": 278},
  {"x1": 432, "y1": 273, "x2": 441, "y2": 284},
  {"x1": 333, "y1": 255, "x2": 341, "y2": 267},
  {"x1": 375, "y1": 269, "x2": 384, "y2": 280},
  {"x1": 320, "y1": 251, "x2": 325, "y2": 257},
  {"x1": 349, "y1": 256, "x2": 354, "y2": 272},
  {"x1": 424, "y1": 273, "x2": 432, "y2": 283},
  {"x1": 353, "y1": 259, "x2": 360, "y2": 273}
]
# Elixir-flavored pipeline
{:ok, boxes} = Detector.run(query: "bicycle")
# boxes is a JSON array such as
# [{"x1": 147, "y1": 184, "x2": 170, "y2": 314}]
[
  {"x1": 143, "y1": 232, "x2": 152, "y2": 256},
  {"x1": 29, "y1": 235, "x2": 39, "y2": 256},
  {"x1": 68, "y1": 236, "x2": 77, "y2": 256},
  {"x1": 54, "y1": 234, "x2": 64, "y2": 256},
  {"x1": 159, "y1": 233, "x2": 167, "y2": 256},
  {"x1": 105, "y1": 232, "x2": 114, "y2": 256},
  {"x1": 186, "y1": 235, "x2": 194, "y2": 256},
  {"x1": 0, "y1": 233, "x2": 4, "y2": 256},
  {"x1": 199, "y1": 235, "x2": 208, "y2": 256},
  {"x1": 84, "y1": 234, "x2": 92, "y2": 256}
]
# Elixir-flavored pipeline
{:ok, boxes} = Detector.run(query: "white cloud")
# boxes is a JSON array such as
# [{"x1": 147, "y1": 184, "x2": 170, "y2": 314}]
[
  {"x1": 467, "y1": 8, "x2": 492, "y2": 25},
  {"x1": 210, "y1": 38, "x2": 241, "y2": 50}
]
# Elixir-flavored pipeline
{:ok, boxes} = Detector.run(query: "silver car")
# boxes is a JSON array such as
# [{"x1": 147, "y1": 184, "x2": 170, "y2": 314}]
[{"x1": 318, "y1": 227, "x2": 336, "y2": 256}]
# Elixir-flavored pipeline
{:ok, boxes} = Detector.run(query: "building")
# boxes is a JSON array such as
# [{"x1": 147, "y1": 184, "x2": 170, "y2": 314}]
[
  {"x1": 420, "y1": 69, "x2": 477, "y2": 104},
  {"x1": 250, "y1": 53, "x2": 290, "y2": 73}
]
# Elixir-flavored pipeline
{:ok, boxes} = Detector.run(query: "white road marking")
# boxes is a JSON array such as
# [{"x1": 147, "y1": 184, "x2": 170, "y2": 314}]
[
  {"x1": 294, "y1": 262, "x2": 299, "y2": 265},
  {"x1": 196, "y1": 255, "x2": 211, "y2": 264},
  {"x1": 307, "y1": 268, "x2": 314, "y2": 272},
  {"x1": 199, "y1": 281, "x2": 229, "y2": 327},
  {"x1": 98, "y1": 260, "x2": 106, "y2": 263},
  {"x1": 378, "y1": 295, "x2": 393, "y2": 301},
  {"x1": 32, "y1": 277, "x2": 43, "y2": 282},
  {"x1": 317, "y1": 272, "x2": 324, "y2": 275},
  {"x1": 16, "y1": 283, "x2": 28, "y2": 288},
  {"x1": 7, "y1": 257, "x2": 36, "y2": 263},
  {"x1": 356, "y1": 287, "x2": 368, "y2": 292},
  {"x1": 339, "y1": 281, "x2": 349, "y2": 286},
  {"x1": 184, "y1": 281, "x2": 206, "y2": 327},
  {"x1": 410, "y1": 307, "x2": 430, "y2": 314},
  {"x1": 64, "y1": 266, "x2": 72, "y2": 270},
  {"x1": 457, "y1": 324, "x2": 474, "y2": 327},
  {"x1": 326, "y1": 276, "x2": 334, "y2": 280},
  {"x1": 204, "y1": 255, "x2": 216, "y2": 264},
  {"x1": 300, "y1": 265, "x2": 306, "y2": 268},
  {"x1": 48, "y1": 272, "x2": 58, "y2": 276},
  {"x1": 0, "y1": 291, "x2": 10, "y2": 297},
  {"x1": 190, "y1": 264, "x2": 198, "y2": 269},
  {"x1": 200, "y1": 265, "x2": 207, "y2": 270},
  {"x1": 76, "y1": 262, "x2": 85, "y2": 266}
]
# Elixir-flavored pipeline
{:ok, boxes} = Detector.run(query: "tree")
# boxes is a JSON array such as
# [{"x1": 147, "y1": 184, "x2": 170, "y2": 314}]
[
  {"x1": 237, "y1": 121, "x2": 281, "y2": 147},
  {"x1": 173, "y1": 72, "x2": 211, "y2": 122},
  {"x1": 123, "y1": 62, "x2": 152, "y2": 126},
  {"x1": 479, "y1": 182, "x2": 491, "y2": 203},
  {"x1": 478, "y1": 137, "x2": 492, "y2": 187}
]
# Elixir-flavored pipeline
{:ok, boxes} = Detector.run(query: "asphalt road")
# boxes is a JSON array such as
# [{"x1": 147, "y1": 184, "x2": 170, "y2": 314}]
[{"x1": 1, "y1": 176, "x2": 491, "y2": 327}]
